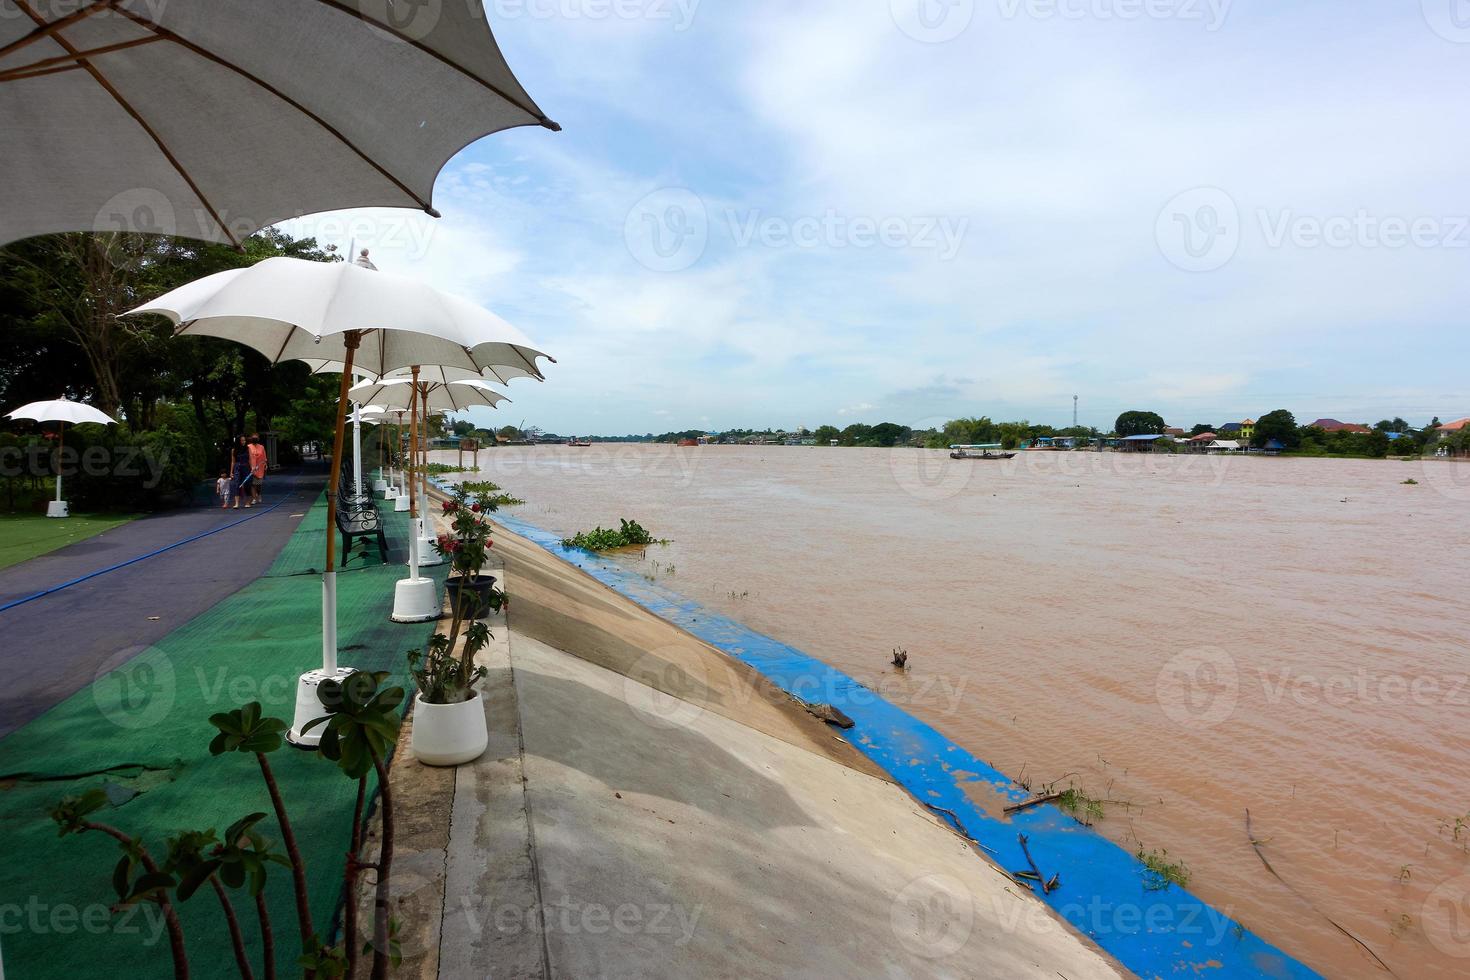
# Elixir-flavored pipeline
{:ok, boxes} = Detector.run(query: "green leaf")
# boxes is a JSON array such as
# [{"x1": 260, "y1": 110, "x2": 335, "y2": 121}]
[{"x1": 176, "y1": 860, "x2": 219, "y2": 901}]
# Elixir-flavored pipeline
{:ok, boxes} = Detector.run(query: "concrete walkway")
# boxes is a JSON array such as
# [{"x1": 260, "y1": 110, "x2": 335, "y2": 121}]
[
  {"x1": 376, "y1": 519, "x2": 1124, "y2": 979},
  {"x1": 0, "y1": 467, "x2": 323, "y2": 737}
]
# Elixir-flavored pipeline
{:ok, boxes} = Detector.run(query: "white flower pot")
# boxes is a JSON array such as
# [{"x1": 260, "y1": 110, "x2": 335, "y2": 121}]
[{"x1": 411, "y1": 692, "x2": 488, "y2": 766}]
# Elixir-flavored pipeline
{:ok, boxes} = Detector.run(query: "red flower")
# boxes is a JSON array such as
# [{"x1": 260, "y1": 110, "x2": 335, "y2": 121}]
[
  {"x1": 442, "y1": 501, "x2": 458, "y2": 513},
  {"x1": 470, "y1": 503, "x2": 481, "y2": 513}
]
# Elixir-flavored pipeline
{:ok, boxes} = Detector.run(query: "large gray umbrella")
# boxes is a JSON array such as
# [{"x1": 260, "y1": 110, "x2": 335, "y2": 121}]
[{"x1": 0, "y1": 0, "x2": 558, "y2": 247}]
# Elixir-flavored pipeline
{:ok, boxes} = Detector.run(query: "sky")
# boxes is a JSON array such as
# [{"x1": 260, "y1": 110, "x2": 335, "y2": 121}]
[{"x1": 280, "y1": 0, "x2": 1470, "y2": 436}]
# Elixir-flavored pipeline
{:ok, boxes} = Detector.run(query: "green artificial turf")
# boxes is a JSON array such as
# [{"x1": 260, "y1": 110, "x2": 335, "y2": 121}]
[
  {"x1": 0, "y1": 493, "x2": 445, "y2": 979},
  {"x1": 0, "y1": 512, "x2": 142, "y2": 572}
]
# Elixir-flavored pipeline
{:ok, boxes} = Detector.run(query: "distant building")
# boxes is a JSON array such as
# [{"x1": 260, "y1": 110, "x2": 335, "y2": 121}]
[
  {"x1": 1435, "y1": 418, "x2": 1469, "y2": 438},
  {"x1": 1240, "y1": 418, "x2": 1256, "y2": 440},
  {"x1": 1118, "y1": 434, "x2": 1167, "y2": 452},
  {"x1": 1217, "y1": 422, "x2": 1242, "y2": 435},
  {"x1": 1163, "y1": 427, "x2": 1185, "y2": 436},
  {"x1": 1310, "y1": 418, "x2": 1372, "y2": 434}
]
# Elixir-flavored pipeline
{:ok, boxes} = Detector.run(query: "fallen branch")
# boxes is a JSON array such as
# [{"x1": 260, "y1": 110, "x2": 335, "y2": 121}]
[
  {"x1": 923, "y1": 802, "x2": 997, "y2": 853},
  {"x1": 1017, "y1": 833, "x2": 1055, "y2": 894},
  {"x1": 1244, "y1": 809, "x2": 1394, "y2": 976},
  {"x1": 1004, "y1": 792, "x2": 1063, "y2": 815}
]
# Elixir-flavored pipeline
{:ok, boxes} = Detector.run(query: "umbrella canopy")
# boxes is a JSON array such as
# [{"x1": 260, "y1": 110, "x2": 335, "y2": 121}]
[
  {"x1": 349, "y1": 378, "x2": 509, "y2": 413},
  {"x1": 128, "y1": 257, "x2": 551, "y2": 379},
  {"x1": 0, "y1": 0, "x2": 558, "y2": 247},
  {"x1": 304, "y1": 359, "x2": 539, "y2": 387},
  {"x1": 5, "y1": 398, "x2": 115, "y2": 426}
]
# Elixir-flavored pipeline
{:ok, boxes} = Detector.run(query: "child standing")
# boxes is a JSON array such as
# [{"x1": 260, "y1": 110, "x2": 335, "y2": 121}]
[{"x1": 216, "y1": 471, "x2": 230, "y2": 509}]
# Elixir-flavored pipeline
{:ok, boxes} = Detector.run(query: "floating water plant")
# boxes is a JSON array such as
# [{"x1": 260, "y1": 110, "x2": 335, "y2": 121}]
[
  {"x1": 562, "y1": 519, "x2": 668, "y2": 551},
  {"x1": 1137, "y1": 847, "x2": 1191, "y2": 890}
]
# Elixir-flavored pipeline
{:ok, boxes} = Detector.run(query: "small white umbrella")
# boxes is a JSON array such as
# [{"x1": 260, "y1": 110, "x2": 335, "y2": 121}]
[
  {"x1": 4, "y1": 398, "x2": 115, "y2": 518},
  {"x1": 348, "y1": 378, "x2": 510, "y2": 414}
]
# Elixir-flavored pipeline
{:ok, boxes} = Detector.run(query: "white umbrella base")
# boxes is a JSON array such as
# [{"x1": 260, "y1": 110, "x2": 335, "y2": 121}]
[
  {"x1": 416, "y1": 537, "x2": 445, "y2": 567},
  {"x1": 391, "y1": 576, "x2": 440, "y2": 623},
  {"x1": 373, "y1": 480, "x2": 389, "y2": 492},
  {"x1": 394, "y1": 495, "x2": 411, "y2": 512},
  {"x1": 46, "y1": 500, "x2": 69, "y2": 518},
  {"x1": 286, "y1": 666, "x2": 361, "y2": 748},
  {"x1": 384, "y1": 485, "x2": 399, "y2": 499}
]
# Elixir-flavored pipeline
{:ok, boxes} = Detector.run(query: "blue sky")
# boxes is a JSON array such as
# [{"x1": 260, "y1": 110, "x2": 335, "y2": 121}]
[{"x1": 282, "y1": 0, "x2": 1470, "y2": 435}]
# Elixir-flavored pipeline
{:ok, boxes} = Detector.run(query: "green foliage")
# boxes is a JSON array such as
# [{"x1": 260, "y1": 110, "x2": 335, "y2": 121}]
[
  {"x1": 812, "y1": 424, "x2": 840, "y2": 444},
  {"x1": 1114, "y1": 410, "x2": 1166, "y2": 437},
  {"x1": 562, "y1": 518, "x2": 666, "y2": 551},
  {"x1": 460, "y1": 479, "x2": 525, "y2": 508},
  {"x1": 208, "y1": 701, "x2": 290, "y2": 755},
  {"x1": 1252, "y1": 409, "x2": 1299, "y2": 449},
  {"x1": 1137, "y1": 847, "x2": 1191, "y2": 890},
  {"x1": 408, "y1": 627, "x2": 492, "y2": 705},
  {"x1": 304, "y1": 671, "x2": 406, "y2": 780}
]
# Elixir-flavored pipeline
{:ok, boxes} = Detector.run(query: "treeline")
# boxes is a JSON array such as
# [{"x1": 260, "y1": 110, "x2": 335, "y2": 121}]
[
  {"x1": 1118, "y1": 409, "x2": 1460, "y2": 458},
  {"x1": 1, "y1": 230, "x2": 349, "y2": 509}
]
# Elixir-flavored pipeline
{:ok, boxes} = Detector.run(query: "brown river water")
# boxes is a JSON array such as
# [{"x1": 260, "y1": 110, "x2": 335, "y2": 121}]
[{"x1": 435, "y1": 444, "x2": 1470, "y2": 978}]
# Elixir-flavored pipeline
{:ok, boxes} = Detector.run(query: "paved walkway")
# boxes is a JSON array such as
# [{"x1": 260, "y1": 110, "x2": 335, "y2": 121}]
[{"x1": 0, "y1": 467, "x2": 325, "y2": 737}]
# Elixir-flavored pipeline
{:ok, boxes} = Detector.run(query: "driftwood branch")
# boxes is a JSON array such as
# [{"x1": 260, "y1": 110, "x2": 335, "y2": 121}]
[
  {"x1": 1004, "y1": 792, "x2": 1063, "y2": 815},
  {"x1": 1017, "y1": 833, "x2": 1056, "y2": 894}
]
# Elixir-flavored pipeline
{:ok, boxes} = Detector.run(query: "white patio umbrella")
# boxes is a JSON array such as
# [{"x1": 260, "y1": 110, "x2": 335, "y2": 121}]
[
  {"x1": 350, "y1": 378, "x2": 507, "y2": 567},
  {"x1": 4, "y1": 398, "x2": 115, "y2": 518},
  {"x1": 0, "y1": 1, "x2": 558, "y2": 247},
  {"x1": 127, "y1": 257, "x2": 551, "y2": 745}
]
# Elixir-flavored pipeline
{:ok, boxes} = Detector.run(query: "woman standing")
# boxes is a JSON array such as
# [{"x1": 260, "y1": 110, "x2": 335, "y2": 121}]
[
  {"x1": 231, "y1": 434, "x2": 253, "y2": 509},
  {"x1": 248, "y1": 433, "x2": 267, "y2": 506}
]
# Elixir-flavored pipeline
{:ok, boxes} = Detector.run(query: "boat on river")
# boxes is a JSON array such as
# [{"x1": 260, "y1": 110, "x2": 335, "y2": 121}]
[{"x1": 949, "y1": 443, "x2": 1016, "y2": 460}]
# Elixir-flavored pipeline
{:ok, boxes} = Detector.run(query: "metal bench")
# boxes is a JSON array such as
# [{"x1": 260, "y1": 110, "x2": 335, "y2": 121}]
[{"x1": 334, "y1": 495, "x2": 388, "y2": 564}]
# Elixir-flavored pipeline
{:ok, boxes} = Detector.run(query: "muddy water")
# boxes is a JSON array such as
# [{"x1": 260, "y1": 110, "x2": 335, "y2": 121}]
[{"x1": 439, "y1": 444, "x2": 1470, "y2": 978}]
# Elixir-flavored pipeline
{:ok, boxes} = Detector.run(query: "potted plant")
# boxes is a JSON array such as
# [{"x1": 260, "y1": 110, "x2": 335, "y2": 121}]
[{"x1": 406, "y1": 485, "x2": 506, "y2": 765}]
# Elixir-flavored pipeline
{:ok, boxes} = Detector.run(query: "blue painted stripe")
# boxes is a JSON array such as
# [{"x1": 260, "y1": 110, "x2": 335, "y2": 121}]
[{"x1": 443, "y1": 482, "x2": 1321, "y2": 979}]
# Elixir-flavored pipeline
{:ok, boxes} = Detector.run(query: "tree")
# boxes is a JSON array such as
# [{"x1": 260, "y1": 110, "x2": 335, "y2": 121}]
[
  {"x1": 867, "y1": 422, "x2": 912, "y2": 447},
  {"x1": 1253, "y1": 409, "x2": 1300, "y2": 449},
  {"x1": 812, "y1": 425, "x2": 840, "y2": 444},
  {"x1": 839, "y1": 423, "x2": 872, "y2": 446},
  {"x1": 1114, "y1": 411, "x2": 1166, "y2": 437},
  {"x1": 1190, "y1": 423, "x2": 1216, "y2": 436},
  {"x1": 1364, "y1": 429, "x2": 1391, "y2": 458}
]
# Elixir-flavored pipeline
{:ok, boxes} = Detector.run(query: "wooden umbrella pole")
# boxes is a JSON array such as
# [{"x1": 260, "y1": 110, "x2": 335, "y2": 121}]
[
  {"x1": 407, "y1": 367, "x2": 419, "y2": 520},
  {"x1": 324, "y1": 333, "x2": 361, "y2": 574}
]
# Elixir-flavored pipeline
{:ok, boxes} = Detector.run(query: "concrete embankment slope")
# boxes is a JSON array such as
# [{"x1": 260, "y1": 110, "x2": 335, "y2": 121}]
[{"x1": 400, "y1": 489, "x2": 1124, "y2": 979}]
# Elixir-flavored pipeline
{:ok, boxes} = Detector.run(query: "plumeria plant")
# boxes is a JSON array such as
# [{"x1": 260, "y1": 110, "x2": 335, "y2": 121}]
[{"x1": 408, "y1": 484, "x2": 506, "y2": 706}]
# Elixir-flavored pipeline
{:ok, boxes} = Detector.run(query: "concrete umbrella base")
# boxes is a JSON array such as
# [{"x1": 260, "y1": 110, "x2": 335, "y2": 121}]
[
  {"x1": 46, "y1": 500, "x2": 69, "y2": 518},
  {"x1": 286, "y1": 666, "x2": 360, "y2": 748},
  {"x1": 394, "y1": 494, "x2": 411, "y2": 512},
  {"x1": 391, "y1": 576, "x2": 440, "y2": 623}
]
